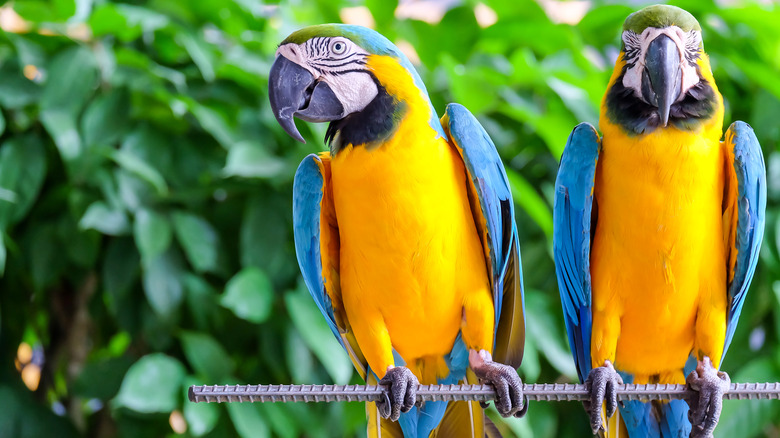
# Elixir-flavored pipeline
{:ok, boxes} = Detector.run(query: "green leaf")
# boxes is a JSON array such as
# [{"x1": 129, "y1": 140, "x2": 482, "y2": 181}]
[
  {"x1": 102, "y1": 237, "x2": 140, "y2": 319},
  {"x1": 172, "y1": 211, "x2": 219, "y2": 273},
  {"x1": 223, "y1": 142, "x2": 286, "y2": 178},
  {"x1": 108, "y1": 149, "x2": 169, "y2": 196},
  {"x1": 285, "y1": 327, "x2": 314, "y2": 383},
  {"x1": 89, "y1": 4, "x2": 170, "y2": 41},
  {"x1": 133, "y1": 208, "x2": 172, "y2": 261},
  {"x1": 0, "y1": 70, "x2": 40, "y2": 109},
  {"x1": 240, "y1": 194, "x2": 296, "y2": 283},
  {"x1": 112, "y1": 353, "x2": 185, "y2": 413},
  {"x1": 262, "y1": 403, "x2": 299, "y2": 438},
  {"x1": 73, "y1": 356, "x2": 134, "y2": 400},
  {"x1": 0, "y1": 136, "x2": 46, "y2": 229},
  {"x1": 39, "y1": 46, "x2": 97, "y2": 162},
  {"x1": 188, "y1": 102, "x2": 237, "y2": 148},
  {"x1": 715, "y1": 357, "x2": 780, "y2": 438},
  {"x1": 227, "y1": 402, "x2": 269, "y2": 438},
  {"x1": 61, "y1": 219, "x2": 100, "y2": 268},
  {"x1": 39, "y1": 111, "x2": 81, "y2": 162},
  {"x1": 79, "y1": 201, "x2": 129, "y2": 235},
  {"x1": 506, "y1": 168, "x2": 553, "y2": 238},
  {"x1": 142, "y1": 250, "x2": 184, "y2": 317},
  {"x1": 12, "y1": 0, "x2": 76, "y2": 22},
  {"x1": 183, "y1": 377, "x2": 219, "y2": 436},
  {"x1": 525, "y1": 289, "x2": 578, "y2": 379},
  {"x1": 285, "y1": 287, "x2": 353, "y2": 385},
  {"x1": 177, "y1": 32, "x2": 215, "y2": 82},
  {"x1": 81, "y1": 89, "x2": 130, "y2": 147},
  {"x1": 0, "y1": 233, "x2": 5, "y2": 276},
  {"x1": 184, "y1": 273, "x2": 220, "y2": 331},
  {"x1": 220, "y1": 267, "x2": 274, "y2": 324},
  {"x1": 180, "y1": 331, "x2": 234, "y2": 381}
]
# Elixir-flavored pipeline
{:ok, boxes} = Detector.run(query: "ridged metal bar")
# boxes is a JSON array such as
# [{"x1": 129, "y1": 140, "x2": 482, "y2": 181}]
[{"x1": 188, "y1": 382, "x2": 780, "y2": 404}]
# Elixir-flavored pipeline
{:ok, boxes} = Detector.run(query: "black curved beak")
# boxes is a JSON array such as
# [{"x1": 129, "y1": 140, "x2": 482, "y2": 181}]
[
  {"x1": 268, "y1": 55, "x2": 345, "y2": 143},
  {"x1": 641, "y1": 34, "x2": 682, "y2": 127}
]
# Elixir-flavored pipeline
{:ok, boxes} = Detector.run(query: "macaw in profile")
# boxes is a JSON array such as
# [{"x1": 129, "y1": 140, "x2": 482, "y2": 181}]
[
  {"x1": 268, "y1": 24, "x2": 526, "y2": 437},
  {"x1": 553, "y1": 5, "x2": 766, "y2": 438}
]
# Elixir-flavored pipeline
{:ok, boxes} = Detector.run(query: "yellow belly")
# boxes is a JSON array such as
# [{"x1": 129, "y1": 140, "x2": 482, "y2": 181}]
[
  {"x1": 330, "y1": 128, "x2": 490, "y2": 381},
  {"x1": 590, "y1": 126, "x2": 728, "y2": 378}
]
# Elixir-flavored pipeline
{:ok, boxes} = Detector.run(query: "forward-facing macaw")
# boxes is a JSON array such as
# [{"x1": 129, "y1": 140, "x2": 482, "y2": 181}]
[
  {"x1": 268, "y1": 24, "x2": 526, "y2": 437},
  {"x1": 553, "y1": 5, "x2": 766, "y2": 438}
]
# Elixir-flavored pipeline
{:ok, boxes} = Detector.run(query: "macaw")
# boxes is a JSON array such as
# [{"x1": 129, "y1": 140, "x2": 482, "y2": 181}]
[
  {"x1": 553, "y1": 5, "x2": 766, "y2": 438},
  {"x1": 268, "y1": 24, "x2": 526, "y2": 437}
]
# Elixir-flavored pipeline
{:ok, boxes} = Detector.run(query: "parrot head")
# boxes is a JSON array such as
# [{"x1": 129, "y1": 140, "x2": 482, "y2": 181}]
[
  {"x1": 269, "y1": 24, "x2": 437, "y2": 150},
  {"x1": 605, "y1": 5, "x2": 720, "y2": 134}
]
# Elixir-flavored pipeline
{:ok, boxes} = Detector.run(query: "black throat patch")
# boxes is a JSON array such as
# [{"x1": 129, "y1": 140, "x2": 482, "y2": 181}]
[
  {"x1": 605, "y1": 63, "x2": 717, "y2": 135},
  {"x1": 325, "y1": 77, "x2": 406, "y2": 155}
]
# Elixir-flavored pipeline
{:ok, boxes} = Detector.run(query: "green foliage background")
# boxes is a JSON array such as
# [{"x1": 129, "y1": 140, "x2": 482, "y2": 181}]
[{"x1": 1, "y1": 0, "x2": 779, "y2": 437}]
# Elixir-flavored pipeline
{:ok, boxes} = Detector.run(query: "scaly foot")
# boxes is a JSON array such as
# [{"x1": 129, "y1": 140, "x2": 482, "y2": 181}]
[
  {"x1": 584, "y1": 360, "x2": 623, "y2": 434},
  {"x1": 686, "y1": 357, "x2": 730, "y2": 438},
  {"x1": 377, "y1": 366, "x2": 418, "y2": 421},
  {"x1": 469, "y1": 349, "x2": 526, "y2": 417}
]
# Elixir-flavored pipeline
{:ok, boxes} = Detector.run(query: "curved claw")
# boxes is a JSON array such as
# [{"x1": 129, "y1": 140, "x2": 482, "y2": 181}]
[
  {"x1": 377, "y1": 366, "x2": 418, "y2": 422},
  {"x1": 686, "y1": 357, "x2": 730, "y2": 438},
  {"x1": 469, "y1": 349, "x2": 525, "y2": 417},
  {"x1": 584, "y1": 360, "x2": 623, "y2": 434}
]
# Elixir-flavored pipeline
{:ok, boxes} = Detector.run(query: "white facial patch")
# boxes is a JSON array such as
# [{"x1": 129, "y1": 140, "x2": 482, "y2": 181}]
[
  {"x1": 275, "y1": 37, "x2": 378, "y2": 117},
  {"x1": 621, "y1": 26, "x2": 702, "y2": 102},
  {"x1": 324, "y1": 71, "x2": 378, "y2": 116}
]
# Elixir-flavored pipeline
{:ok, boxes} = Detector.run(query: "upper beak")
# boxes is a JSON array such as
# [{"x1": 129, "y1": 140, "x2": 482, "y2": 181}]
[
  {"x1": 268, "y1": 55, "x2": 346, "y2": 143},
  {"x1": 641, "y1": 34, "x2": 682, "y2": 127}
]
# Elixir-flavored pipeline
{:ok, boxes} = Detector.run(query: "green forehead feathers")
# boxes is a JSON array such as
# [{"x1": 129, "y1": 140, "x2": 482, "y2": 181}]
[
  {"x1": 280, "y1": 24, "x2": 396, "y2": 57},
  {"x1": 623, "y1": 4, "x2": 702, "y2": 33},
  {"x1": 282, "y1": 24, "x2": 350, "y2": 45}
]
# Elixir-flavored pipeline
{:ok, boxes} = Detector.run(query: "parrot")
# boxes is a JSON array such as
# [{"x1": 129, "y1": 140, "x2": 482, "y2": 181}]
[
  {"x1": 268, "y1": 24, "x2": 526, "y2": 437},
  {"x1": 553, "y1": 5, "x2": 766, "y2": 438}
]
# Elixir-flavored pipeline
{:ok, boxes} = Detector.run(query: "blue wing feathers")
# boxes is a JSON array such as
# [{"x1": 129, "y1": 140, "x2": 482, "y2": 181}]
[
  {"x1": 723, "y1": 121, "x2": 767, "y2": 357},
  {"x1": 443, "y1": 103, "x2": 525, "y2": 368},
  {"x1": 292, "y1": 154, "x2": 344, "y2": 344},
  {"x1": 553, "y1": 122, "x2": 600, "y2": 381}
]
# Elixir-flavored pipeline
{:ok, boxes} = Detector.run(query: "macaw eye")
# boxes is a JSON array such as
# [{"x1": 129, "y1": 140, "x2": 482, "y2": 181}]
[{"x1": 331, "y1": 39, "x2": 347, "y2": 55}]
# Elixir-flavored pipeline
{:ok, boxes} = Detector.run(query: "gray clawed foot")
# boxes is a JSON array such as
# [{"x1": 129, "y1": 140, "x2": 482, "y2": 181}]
[
  {"x1": 469, "y1": 349, "x2": 526, "y2": 418},
  {"x1": 686, "y1": 357, "x2": 730, "y2": 438},
  {"x1": 377, "y1": 366, "x2": 418, "y2": 421},
  {"x1": 584, "y1": 360, "x2": 623, "y2": 434}
]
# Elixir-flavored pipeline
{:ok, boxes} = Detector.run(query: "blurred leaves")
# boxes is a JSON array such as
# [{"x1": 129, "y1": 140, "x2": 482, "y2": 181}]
[
  {"x1": 285, "y1": 287, "x2": 354, "y2": 385},
  {"x1": 113, "y1": 353, "x2": 185, "y2": 413},
  {"x1": 221, "y1": 267, "x2": 273, "y2": 324},
  {"x1": 0, "y1": 1, "x2": 778, "y2": 437}
]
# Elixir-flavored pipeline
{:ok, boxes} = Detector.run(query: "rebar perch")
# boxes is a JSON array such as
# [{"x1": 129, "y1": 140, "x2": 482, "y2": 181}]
[{"x1": 188, "y1": 382, "x2": 780, "y2": 404}]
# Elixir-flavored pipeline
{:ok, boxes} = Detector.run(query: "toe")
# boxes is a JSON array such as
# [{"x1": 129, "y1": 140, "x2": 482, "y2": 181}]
[
  {"x1": 513, "y1": 395, "x2": 529, "y2": 418},
  {"x1": 691, "y1": 390, "x2": 711, "y2": 427},
  {"x1": 377, "y1": 390, "x2": 392, "y2": 419},
  {"x1": 494, "y1": 378, "x2": 511, "y2": 416},
  {"x1": 605, "y1": 378, "x2": 618, "y2": 418},
  {"x1": 402, "y1": 377, "x2": 416, "y2": 413},
  {"x1": 507, "y1": 375, "x2": 523, "y2": 417}
]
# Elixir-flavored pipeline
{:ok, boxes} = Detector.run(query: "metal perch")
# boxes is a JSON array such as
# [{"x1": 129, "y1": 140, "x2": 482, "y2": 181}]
[{"x1": 189, "y1": 382, "x2": 780, "y2": 404}]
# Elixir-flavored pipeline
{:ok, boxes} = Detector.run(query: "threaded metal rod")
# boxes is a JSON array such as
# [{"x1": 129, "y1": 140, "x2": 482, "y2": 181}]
[{"x1": 188, "y1": 382, "x2": 780, "y2": 404}]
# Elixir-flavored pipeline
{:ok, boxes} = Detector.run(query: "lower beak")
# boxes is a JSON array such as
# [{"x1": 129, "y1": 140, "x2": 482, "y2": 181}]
[
  {"x1": 642, "y1": 34, "x2": 682, "y2": 127},
  {"x1": 268, "y1": 55, "x2": 346, "y2": 143}
]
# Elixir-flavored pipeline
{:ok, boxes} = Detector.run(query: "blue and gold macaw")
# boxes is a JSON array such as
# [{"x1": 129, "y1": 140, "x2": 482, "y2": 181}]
[
  {"x1": 268, "y1": 24, "x2": 526, "y2": 437},
  {"x1": 553, "y1": 5, "x2": 766, "y2": 438}
]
